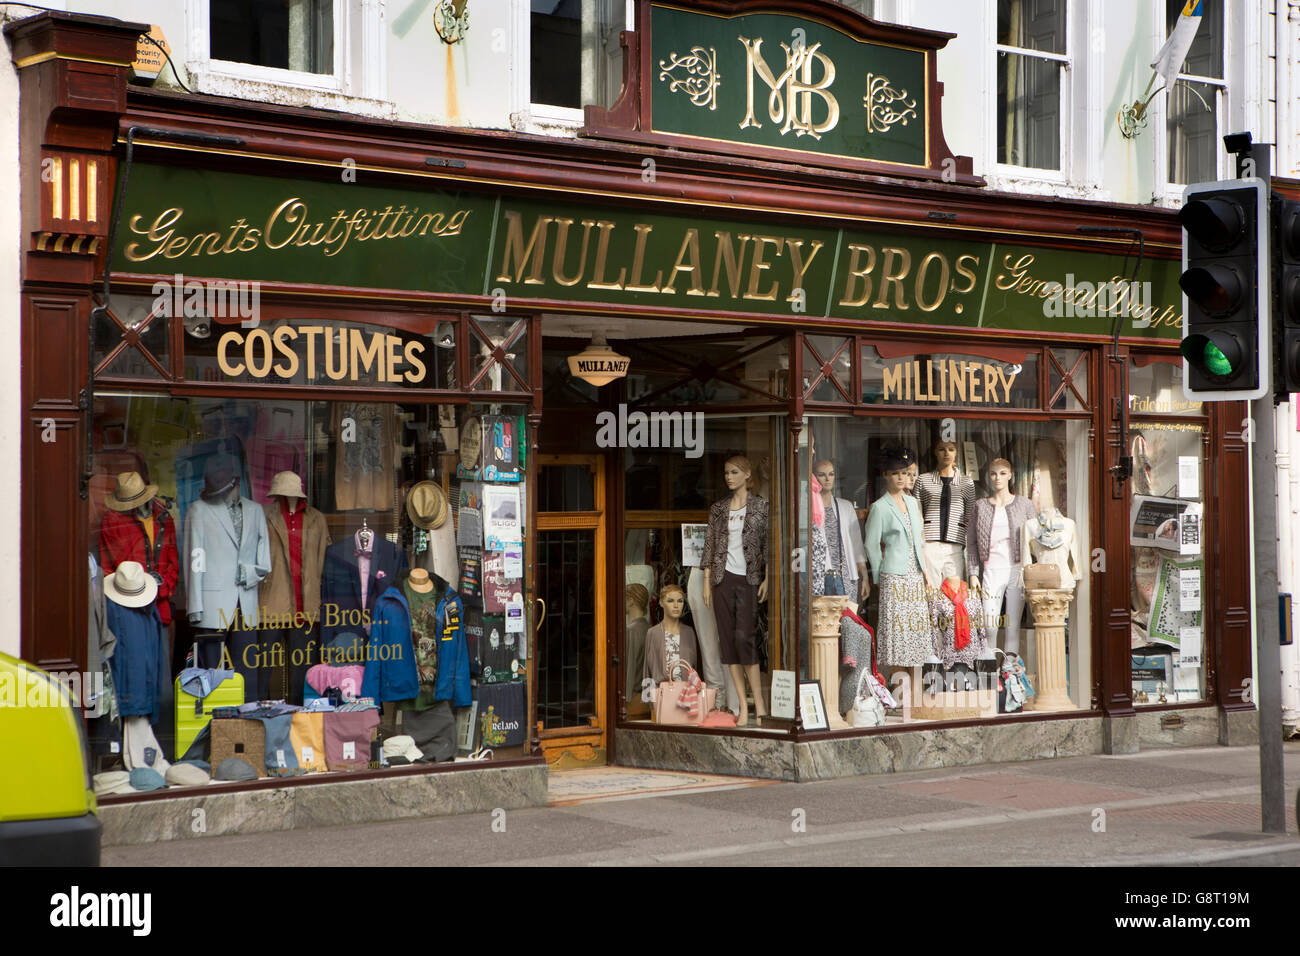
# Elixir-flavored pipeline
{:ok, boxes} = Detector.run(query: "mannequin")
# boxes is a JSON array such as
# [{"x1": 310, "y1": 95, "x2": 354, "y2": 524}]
[
  {"x1": 184, "y1": 456, "x2": 271, "y2": 699},
  {"x1": 99, "y1": 471, "x2": 180, "y2": 628},
  {"x1": 1022, "y1": 508, "x2": 1081, "y2": 589},
  {"x1": 625, "y1": 584, "x2": 650, "y2": 709},
  {"x1": 397, "y1": 568, "x2": 456, "y2": 761},
  {"x1": 104, "y1": 561, "x2": 170, "y2": 775},
  {"x1": 813, "y1": 460, "x2": 869, "y2": 600},
  {"x1": 968, "y1": 458, "x2": 1038, "y2": 655},
  {"x1": 644, "y1": 584, "x2": 699, "y2": 684},
  {"x1": 260, "y1": 471, "x2": 330, "y2": 704},
  {"x1": 862, "y1": 449, "x2": 937, "y2": 671},
  {"x1": 320, "y1": 517, "x2": 409, "y2": 654},
  {"x1": 914, "y1": 438, "x2": 976, "y2": 584},
  {"x1": 904, "y1": 458, "x2": 919, "y2": 497},
  {"x1": 701, "y1": 455, "x2": 770, "y2": 726},
  {"x1": 930, "y1": 573, "x2": 987, "y2": 668}
]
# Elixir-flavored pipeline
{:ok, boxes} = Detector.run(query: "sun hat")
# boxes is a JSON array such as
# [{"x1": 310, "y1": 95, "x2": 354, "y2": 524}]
[
  {"x1": 105, "y1": 471, "x2": 158, "y2": 512},
  {"x1": 103, "y1": 561, "x2": 159, "y2": 608},
  {"x1": 405, "y1": 480, "x2": 449, "y2": 530},
  {"x1": 267, "y1": 471, "x2": 307, "y2": 500},
  {"x1": 381, "y1": 735, "x2": 423, "y2": 763}
]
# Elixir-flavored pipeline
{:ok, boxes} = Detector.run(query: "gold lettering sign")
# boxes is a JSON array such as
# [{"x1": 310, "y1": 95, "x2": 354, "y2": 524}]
[
  {"x1": 215, "y1": 325, "x2": 427, "y2": 384},
  {"x1": 738, "y1": 37, "x2": 839, "y2": 139},
  {"x1": 880, "y1": 357, "x2": 1019, "y2": 405},
  {"x1": 124, "y1": 202, "x2": 470, "y2": 263}
]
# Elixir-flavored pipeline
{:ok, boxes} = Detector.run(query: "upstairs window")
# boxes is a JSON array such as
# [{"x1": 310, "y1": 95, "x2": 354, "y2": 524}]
[
  {"x1": 530, "y1": 0, "x2": 625, "y2": 113},
  {"x1": 996, "y1": 0, "x2": 1069, "y2": 171},
  {"x1": 209, "y1": 0, "x2": 333, "y2": 75},
  {"x1": 1165, "y1": 0, "x2": 1225, "y2": 186}
]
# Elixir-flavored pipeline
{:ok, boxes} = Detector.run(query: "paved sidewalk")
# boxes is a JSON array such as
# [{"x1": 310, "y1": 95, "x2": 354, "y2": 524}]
[{"x1": 103, "y1": 743, "x2": 1300, "y2": 867}]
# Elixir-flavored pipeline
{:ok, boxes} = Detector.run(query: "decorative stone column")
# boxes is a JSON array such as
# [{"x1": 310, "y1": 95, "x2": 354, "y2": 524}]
[
  {"x1": 1024, "y1": 588, "x2": 1075, "y2": 712},
  {"x1": 810, "y1": 595, "x2": 854, "y2": 728}
]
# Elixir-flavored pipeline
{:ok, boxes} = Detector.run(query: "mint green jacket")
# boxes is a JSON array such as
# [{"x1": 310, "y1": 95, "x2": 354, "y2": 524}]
[{"x1": 862, "y1": 492, "x2": 927, "y2": 583}]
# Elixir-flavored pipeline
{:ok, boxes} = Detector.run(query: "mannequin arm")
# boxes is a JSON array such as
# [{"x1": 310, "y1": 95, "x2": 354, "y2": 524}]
[{"x1": 862, "y1": 503, "x2": 884, "y2": 583}]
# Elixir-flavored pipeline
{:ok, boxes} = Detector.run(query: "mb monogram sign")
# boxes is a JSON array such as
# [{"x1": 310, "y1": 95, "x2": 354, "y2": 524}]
[{"x1": 584, "y1": 1, "x2": 975, "y2": 181}]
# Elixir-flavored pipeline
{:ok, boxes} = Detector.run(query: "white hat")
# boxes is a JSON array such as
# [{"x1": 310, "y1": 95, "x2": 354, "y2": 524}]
[
  {"x1": 267, "y1": 471, "x2": 307, "y2": 500},
  {"x1": 93, "y1": 771, "x2": 135, "y2": 796},
  {"x1": 381, "y1": 735, "x2": 423, "y2": 763},
  {"x1": 103, "y1": 561, "x2": 158, "y2": 608}
]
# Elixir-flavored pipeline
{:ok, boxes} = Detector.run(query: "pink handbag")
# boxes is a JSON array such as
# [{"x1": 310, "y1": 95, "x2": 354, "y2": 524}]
[{"x1": 653, "y1": 661, "x2": 717, "y2": 725}]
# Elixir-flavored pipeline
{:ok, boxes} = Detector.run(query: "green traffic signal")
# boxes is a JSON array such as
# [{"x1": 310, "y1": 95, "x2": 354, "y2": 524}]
[{"x1": 1180, "y1": 332, "x2": 1244, "y2": 380}]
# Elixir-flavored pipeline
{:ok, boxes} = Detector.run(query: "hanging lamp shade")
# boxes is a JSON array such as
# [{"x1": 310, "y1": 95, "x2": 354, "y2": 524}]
[{"x1": 567, "y1": 332, "x2": 630, "y2": 386}]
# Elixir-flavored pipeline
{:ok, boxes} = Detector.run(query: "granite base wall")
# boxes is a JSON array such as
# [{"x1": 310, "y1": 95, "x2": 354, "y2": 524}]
[
  {"x1": 100, "y1": 763, "x2": 548, "y2": 847},
  {"x1": 617, "y1": 709, "x2": 1258, "y2": 783}
]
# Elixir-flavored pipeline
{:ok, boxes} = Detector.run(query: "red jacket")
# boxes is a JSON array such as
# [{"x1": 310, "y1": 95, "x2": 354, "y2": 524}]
[{"x1": 99, "y1": 500, "x2": 180, "y2": 626}]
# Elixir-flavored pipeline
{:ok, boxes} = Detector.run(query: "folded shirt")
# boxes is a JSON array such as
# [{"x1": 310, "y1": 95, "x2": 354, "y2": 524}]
[
  {"x1": 306, "y1": 664, "x2": 365, "y2": 698},
  {"x1": 178, "y1": 667, "x2": 236, "y2": 700}
]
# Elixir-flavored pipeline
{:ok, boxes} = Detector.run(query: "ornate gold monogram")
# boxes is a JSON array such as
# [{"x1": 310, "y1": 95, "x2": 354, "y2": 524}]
[
  {"x1": 658, "y1": 46, "x2": 721, "y2": 111},
  {"x1": 863, "y1": 72, "x2": 917, "y2": 133}
]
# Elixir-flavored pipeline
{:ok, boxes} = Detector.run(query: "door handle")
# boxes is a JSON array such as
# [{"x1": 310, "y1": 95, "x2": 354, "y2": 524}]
[{"x1": 534, "y1": 597, "x2": 546, "y2": 631}]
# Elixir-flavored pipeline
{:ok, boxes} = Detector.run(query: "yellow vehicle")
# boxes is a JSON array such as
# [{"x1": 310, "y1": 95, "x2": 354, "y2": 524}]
[{"x1": 0, "y1": 652, "x2": 101, "y2": 866}]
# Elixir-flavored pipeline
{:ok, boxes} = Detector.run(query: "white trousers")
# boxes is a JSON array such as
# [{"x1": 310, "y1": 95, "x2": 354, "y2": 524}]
[
  {"x1": 688, "y1": 567, "x2": 735, "y2": 709},
  {"x1": 980, "y1": 564, "x2": 1025, "y2": 655}
]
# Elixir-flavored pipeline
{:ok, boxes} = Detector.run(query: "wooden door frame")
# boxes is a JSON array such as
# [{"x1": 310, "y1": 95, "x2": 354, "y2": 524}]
[{"x1": 534, "y1": 453, "x2": 608, "y2": 761}]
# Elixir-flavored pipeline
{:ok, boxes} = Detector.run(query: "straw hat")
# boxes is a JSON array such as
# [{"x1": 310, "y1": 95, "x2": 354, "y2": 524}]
[
  {"x1": 104, "y1": 472, "x2": 158, "y2": 512},
  {"x1": 103, "y1": 561, "x2": 159, "y2": 608},
  {"x1": 406, "y1": 481, "x2": 449, "y2": 530},
  {"x1": 266, "y1": 471, "x2": 307, "y2": 500}
]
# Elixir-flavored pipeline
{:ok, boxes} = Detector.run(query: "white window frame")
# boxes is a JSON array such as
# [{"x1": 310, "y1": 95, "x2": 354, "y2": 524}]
[
  {"x1": 1153, "y1": 0, "x2": 1235, "y2": 203},
  {"x1": 515, "y1": 0, "x2": 635, "y2": 134},
  {"x1": 984, "y1": 0, "x2": 1096, "y2": 195},
  {"x1": 186, "y1": 0, "x2": 390, "y2": 115}
]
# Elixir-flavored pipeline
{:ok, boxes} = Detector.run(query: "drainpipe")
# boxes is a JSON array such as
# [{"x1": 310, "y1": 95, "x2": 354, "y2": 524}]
[{"x1": 1282, "y1": 398, "x2": 1300, "y2": 734}]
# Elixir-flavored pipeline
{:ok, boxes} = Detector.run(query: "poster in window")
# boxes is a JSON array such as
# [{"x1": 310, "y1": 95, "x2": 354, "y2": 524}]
[
  {"x1": 480, "y1": 415, "x2": 522, "y2": 482},
  {"x1": 681, "y1": 523, "x2": 708, "y2": 567},
  {"x1": 1148, "y1": 557, "x2": 1203, "y2": 646},
  {"x1": 482, "y1": 550, "x2": 523, "y2": 615},
  {"x1": 482, "y1": 484, "x2": 522, "y2": 550},
  {"x1": 1129, "y1": 495, "x2": 1192, "y2": 552}
]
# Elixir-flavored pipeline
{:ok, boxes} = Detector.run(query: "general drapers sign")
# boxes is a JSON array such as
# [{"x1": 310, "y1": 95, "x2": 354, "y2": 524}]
[{"x1": 648, "y1": 3, "x2": 928, "y2": 166}]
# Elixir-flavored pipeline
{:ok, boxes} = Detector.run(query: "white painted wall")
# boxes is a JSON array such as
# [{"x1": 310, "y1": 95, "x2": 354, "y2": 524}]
[{"x1": 0, "y1": 30, "x2": 23, "y2": 658}]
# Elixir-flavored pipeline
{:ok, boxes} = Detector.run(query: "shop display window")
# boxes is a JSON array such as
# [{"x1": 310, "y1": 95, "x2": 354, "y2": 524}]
[
  {"x1": 623, "y1": 413, "x2": 791, "y2": 732},
  {"x1": 87, "y1": 388, "x2": 531, "y2": 791},
  {"x1": 800, "y1": 412, "x2": 1093, "y2": 726},
  {"x1": 1128, "y1": 357, "x2": 1208, "y2": 704}
]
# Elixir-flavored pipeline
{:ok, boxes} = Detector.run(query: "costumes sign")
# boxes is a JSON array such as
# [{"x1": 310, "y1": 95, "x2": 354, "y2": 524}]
[{"x1": 113, "y1": 163, "x2": 1183, "y2": 341}]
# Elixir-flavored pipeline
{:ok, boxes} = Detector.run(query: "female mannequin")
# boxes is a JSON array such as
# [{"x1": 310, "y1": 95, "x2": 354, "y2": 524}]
[
  {"x1": 1022, "y1": 508, "x2": 1081, "y2": 589},
  {"x1": 643, "y1": 585, "x2": 698, "y2": 684},
  {"x1": 701, "y1": 456, "x2": 770, "y2": 725},
  {"x1": 862, "y1": 450, "x2": 937, "y2": 671},
  {"x1": 914, "y1": 439, "x2": 976, "y2": 585},
  {"x1": 968, "y1": 458, "x2": 1037, "y2": 654}
]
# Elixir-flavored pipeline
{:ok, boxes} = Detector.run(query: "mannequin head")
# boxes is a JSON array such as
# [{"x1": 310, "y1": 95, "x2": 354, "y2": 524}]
[
  {"x1": 812, "y1": 459, "x2": 836, "y2": 496},
  {"x1": 659, "y1": 584, "x2": 685, "y2": 622},
  {"x1": 883, "y1": 467, "x2": 908, "y2": 495},
  {"x1": 987, "y1": 458, "x2": 1013, "y2": 495},
  {"x1": 905, "y1": 462, "x2": 918, "y2": 491},
  {"x1": 625, "y1": 583, "x2": 649, "y2": 620},
  {"x1": 933, "y1": 440, "x2": 958, "y2": 472},
  {"x1": 723, "y1": 455, "x2": 753, "y2": 493}
]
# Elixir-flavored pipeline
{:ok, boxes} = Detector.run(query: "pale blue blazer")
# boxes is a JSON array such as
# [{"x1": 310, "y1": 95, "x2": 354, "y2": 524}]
[{"x1": 862, "y1": 493, "x2": 927, "y2": 583}]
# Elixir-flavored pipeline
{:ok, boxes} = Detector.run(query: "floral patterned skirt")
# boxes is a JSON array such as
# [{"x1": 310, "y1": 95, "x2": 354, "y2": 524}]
[{"x1": 875, "y1": 568, "x2": 936, "y2": 667}]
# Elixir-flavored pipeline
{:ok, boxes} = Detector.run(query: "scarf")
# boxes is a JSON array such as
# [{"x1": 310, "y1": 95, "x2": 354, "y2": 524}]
[
  {"x1": 1032, "y1": 511, "x2": 1067, "y2": 549},
  {"x1": 810, "y1": 474, "x2": 825, "y2": 527},
  {"x1": 941, "y1": 579, "x2": 971, "y2": 650},
  {"x1": 675, "y1": 669, "x2": 704, "y2": 718}
]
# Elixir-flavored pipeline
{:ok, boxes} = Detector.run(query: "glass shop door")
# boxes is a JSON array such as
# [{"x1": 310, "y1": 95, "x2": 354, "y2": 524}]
[{"x1": 534, "y1": 454, "x2": 607, "y2": 765}]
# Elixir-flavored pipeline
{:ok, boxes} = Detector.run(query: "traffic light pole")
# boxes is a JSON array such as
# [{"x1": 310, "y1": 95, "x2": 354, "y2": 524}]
[{"x1": 1237, "y1": 145, "x2": 1287, "y2": 834}]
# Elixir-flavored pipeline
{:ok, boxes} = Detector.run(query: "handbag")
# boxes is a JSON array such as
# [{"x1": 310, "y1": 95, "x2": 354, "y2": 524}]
[
  {"x1": 653, "y1": 660, "x2": 717, "y2": 725},
  {"x1": 1023, "y1": 563, "x2": 1062, "y2": 589},
  {"x1": 849, "y1": 671, "x2": 886, "y2": 728}
]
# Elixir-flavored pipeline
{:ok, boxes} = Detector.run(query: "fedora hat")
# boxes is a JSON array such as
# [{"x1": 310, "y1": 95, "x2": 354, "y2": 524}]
[
  {"x1": 201, "y1": 455, "x2": 240, "y2": 499},
  {"x1": 267, "y1": 471, "x2": 307, "y2": 500},
  {"x1": 406, "y1": 480, "x2": 449, "y2": 530},
  {"x1": 103, "y1": 561, "x2": 159, "y2": 608},
  {"x1": 105, "y1": 472, "x2": 158, "y2": 512}
]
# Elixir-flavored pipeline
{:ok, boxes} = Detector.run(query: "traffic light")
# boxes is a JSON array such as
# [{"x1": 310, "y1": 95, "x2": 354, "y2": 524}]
[
  {"x1": 1179, "y1": 179, "x2": 1270, "y2": 401},
  {"x1": 1277, "y1": 198, "x2": 1300, "y2": 395}
]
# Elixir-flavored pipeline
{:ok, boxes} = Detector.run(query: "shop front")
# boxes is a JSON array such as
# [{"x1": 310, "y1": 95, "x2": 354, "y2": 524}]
[{"x1": 10, "y1": 5, "x2": 1256, "y2": 840}]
